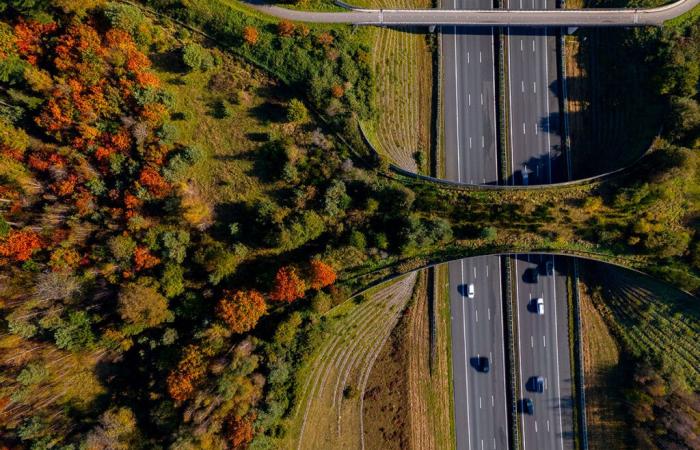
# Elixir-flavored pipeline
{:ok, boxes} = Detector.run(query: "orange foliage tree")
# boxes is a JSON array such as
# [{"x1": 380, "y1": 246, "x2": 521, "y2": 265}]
[
  {"x1": 166, "y1": 345, "x2": 207, "y2": 403},
  {"x1": 277, "y1": 20, "x2": 295, "y2": 37},
  {"x1": 0, "y1": 229, "x2": 42, "y2": 261},
  {"x1": 133, "y1": 246, "x2": 160, "y2": 271},
  {"x1": 226, "y1": 412, "x2": 256, "y2": 449},
  {"x1": 216, "y1": 290, "x2": 267, "y2": 334},
  {"x1": 242, "y1": 26, "x2": 258, "y2": 45},
  {"x1": 269, "y1": 266, "x2": 306, "y2": 303},
  {"x1": 307, "y1": 259, "x2": 336, "y2": 290}
]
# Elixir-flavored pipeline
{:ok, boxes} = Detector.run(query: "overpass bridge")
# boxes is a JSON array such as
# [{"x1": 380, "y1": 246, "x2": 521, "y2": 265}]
[{"x1": 245, "y1": 0, "x2": 699, "y2": 26}]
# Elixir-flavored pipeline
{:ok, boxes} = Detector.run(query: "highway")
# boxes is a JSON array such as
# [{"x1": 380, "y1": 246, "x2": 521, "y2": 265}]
[
  {"x1": 442, "y1": 2, "x2": 498, "y2": 185},
  {"x1": 506, "y1": 1, "x2": 564, "y2": 184},
  {"x1": 449, "y1": 256, "x2": 509, "y2": 450},
  {"x1": 512, "y1": 254, "x2": 574, "y2": 450},
  {"x1": 244, "y1": 0, "x2": 700, "y2": 26}
]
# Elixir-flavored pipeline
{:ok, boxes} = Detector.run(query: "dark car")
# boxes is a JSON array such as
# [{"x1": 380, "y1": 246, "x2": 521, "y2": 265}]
[
  {"x1": 527, "y1": 376, "x2": 544, "y2": 393},
  {"x1": 545, "y1": 260, "x2": 554, "y2": 276},
  {"x1": 521, "y1": 398, "x2": 534, "y2": 415},
  {"x1": 479, "y1": 356, "x2": 490, "y2": 373}
]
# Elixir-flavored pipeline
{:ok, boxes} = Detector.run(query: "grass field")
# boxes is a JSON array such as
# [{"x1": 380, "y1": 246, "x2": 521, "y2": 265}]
[
  {"x1": 152, "y1": 48, "x2": 284, "y2": 205},
  {"x1": 356, "y1": 0, "x2": 433, "y2": 173},
  {"x1": 580, "y1": 261, "x2": 700, "y2": 390},
  {"x1": 285, "y1": 273, "x2": 417, "y2": 449},
  {"x1": 578, "y1": 278, "x2": 632, "y2": 450}
]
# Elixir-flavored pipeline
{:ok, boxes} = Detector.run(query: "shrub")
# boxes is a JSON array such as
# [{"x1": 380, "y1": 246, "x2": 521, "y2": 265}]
[
  {"x1": 181, "y1": 43, "x2": 213, "y2": 72},
  {"x1": 286, "y1": 98, "x2": 308, "y2": 123}
]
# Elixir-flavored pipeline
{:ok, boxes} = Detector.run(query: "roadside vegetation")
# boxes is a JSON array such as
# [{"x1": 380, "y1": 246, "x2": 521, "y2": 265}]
[
  {"x1": 579, "y1": 262, "x2": 700, "y2": 449},
  {"x1": 285, "y1": 273, "x2": 417, "y2": 449},
  {"x1": 565, "y1": 0, "x2": 700, "y2": 178},
  {"x1": 352, "y1": 0, "x2": 434, "y2": 173}
]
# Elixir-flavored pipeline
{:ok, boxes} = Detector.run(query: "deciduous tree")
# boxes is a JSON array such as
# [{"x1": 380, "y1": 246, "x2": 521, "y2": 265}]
[
  {"x1": 307, "y1": 259, "x2": 336, "y2": 290},
  {"x1": 216, "y1": 290, "x2": 267, "y2": 334},
  {"x1": 242, "y1": 26, "x2": 258, "y2": 45},
  {"x1": 269, "y1": 266, "x2": 306, "y2": 303},
  {"x1": 118, "y1": 283, "x2": 169, "y2": 328},
  {"x1": 0, "y1": 228, "x2": 41, "y2": 261}
]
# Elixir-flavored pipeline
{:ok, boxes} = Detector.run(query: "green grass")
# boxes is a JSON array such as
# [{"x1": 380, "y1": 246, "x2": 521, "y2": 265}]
[
  {"x1": 153, "y1": 64, "x2": 271, "y2": 204},
  {"x1": 582, "y1": 261, "x2": 700, "y2": 389}
]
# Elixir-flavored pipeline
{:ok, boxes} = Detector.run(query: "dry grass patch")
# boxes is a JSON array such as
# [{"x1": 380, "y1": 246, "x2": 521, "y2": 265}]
[
  {"x1": 579, "y1": 280, "x2": 631, "y2": 450},
  {"x1": 286, "y1": 273, "x2": 418, "y2": 450},
  {"x1": 361, "y1": 0, "x2": 433, "y2": 173}
]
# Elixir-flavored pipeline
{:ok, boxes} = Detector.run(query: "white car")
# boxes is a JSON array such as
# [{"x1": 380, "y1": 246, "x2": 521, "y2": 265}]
[
  {"x1": 536, "y1": 297, "x2": 544, "y2": 315},
  {"x1": 521, "y1": 165, "x2": 529, "y2": 185},
  {"x1": 467, "y1": 284, "x2": 475, "y2": 299}
]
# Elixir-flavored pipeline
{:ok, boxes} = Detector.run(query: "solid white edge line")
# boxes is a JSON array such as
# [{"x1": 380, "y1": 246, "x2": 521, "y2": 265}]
[
  {"x1": 551, "y1": 257, "x2": 565, "y2": 450},
  {"x1": 497, "y1": 258, "x2": 510, "y2": 448},
  {"x1": 507, "y1": 27, "x2": 515, "y2": 185},
  {"x1": 514, "y1": 256, "x2": 527, "y2": 450},
  {"x1": 543, "y1": 30, "x2": 552, "y2": 183},
  {"x1": 461, "y1": 259, "x2": 473, "y2": 450},
  {"x1": 490, "y1": 27, "x2": 497, "y2": 181},
  {"x1": 454, "y1": 28, "x2": 462, "y2": 183}
]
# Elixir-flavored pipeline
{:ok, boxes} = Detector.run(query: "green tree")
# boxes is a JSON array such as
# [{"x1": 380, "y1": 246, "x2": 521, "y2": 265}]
[
  {"x1": 109, "y1": 234, "x2": 137, "y2": 262},
  {"x1": 181, "y1": 43, "x2": 213, "y2": 72},
  {"x1": 160, "y1": 263, "x2": 185, "y2": 298},
  {"x1": 54, "y1": 311, "x2": 95, "y2": 351},
  {"x1": 323, "y1": 180, "x2": 350, "y2": 217},
  {"x1": 287, "y1": 98, "x2": 308, "y2": 123}
]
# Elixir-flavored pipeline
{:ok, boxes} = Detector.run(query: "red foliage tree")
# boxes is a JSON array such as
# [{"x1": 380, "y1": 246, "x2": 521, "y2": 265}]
[
  {"x1": 133, "y1": 246, "x2": 160, "y2": 271},
  {"x1": 216, "y1": 290, "x2": 267, "y2": 334},
  {"x1": 331, "y1": 85, "x2": 344, "y2": 98},
  {"x1": 0, "y1": 229, "x2": 42, "y2": 262},
  {"x1": 139, "y1": 167, "x2": 170, "y2": 197},
  {"x1": 307, "y1": 260, "x2": 336, "y2": 290},
  {"x1": 269, "y1": 266, "x2": 306, "y2": 303},
  {"x1": 14, "y1": 20, "x2": 57, "y2": 65}
]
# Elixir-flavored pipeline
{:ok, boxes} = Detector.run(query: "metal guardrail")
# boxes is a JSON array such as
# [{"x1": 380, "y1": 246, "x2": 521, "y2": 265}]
[{"x1": 502, "y1": 256, "x2": 520, "y2": 450}]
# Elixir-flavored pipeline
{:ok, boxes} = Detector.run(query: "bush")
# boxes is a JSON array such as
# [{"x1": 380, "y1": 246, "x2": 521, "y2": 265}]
[
  {"x1": 286, "y1": 98, "x2": 308, "y2": 123},
  {"x1": 480, "y1": 226, "x2": 497, "y2": 241},
  {"x1": 181, "y1": 43, "x2": 213, "y2": 72}
]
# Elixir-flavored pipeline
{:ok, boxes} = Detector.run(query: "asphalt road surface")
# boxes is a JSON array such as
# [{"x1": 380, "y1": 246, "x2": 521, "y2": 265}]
[
  {"x1": 449, "y1": 256, "x2": 509, "y2": 450},
  {"x1": 506, "y1": 0, "x2": 565, "y2": 185},
  {"x1": 244, "y1": 0, "x2": 700, "y2": 26},
  {"x1": 513, "y1": 254, "x2": 574, "y2": 450},
  {"x1": 442, "y1": 0, "x2": 498, "y2": 184}
]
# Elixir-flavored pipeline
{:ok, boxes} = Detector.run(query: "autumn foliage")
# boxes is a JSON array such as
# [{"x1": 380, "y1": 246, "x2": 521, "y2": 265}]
[
  {"x1": 307, "y1": 260, "x2": 336, "y2": 290},
  {"x1": 242, "y1": 26, "x2": 258, "y2": 45},
  {"x1": 217, "y1": 290, "x2": 267, "y2": 334},
  {"x1": 277, "y1": 20, "x2": 295, "y2": 37},
  {"x1": 226, "y1": 412, "x2": 256, "y2": 449},
  {"x1": 133, "y1": 246, "x2": 160, "y2": 271},
  {"x1": 269, "y1": 266, "x2": 306, "y2": 303},
  {"x1": 0, "y1": 229, "x2": 42, "y2": 262},
  {"x1": 166, "y1": 345, "x2": 207, "y2": 403}
]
